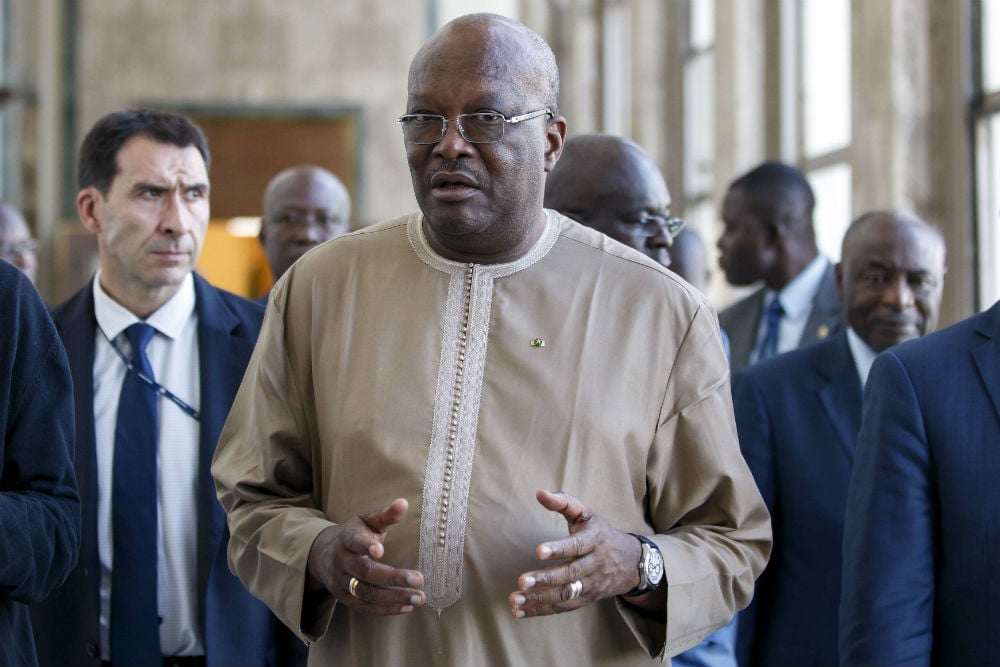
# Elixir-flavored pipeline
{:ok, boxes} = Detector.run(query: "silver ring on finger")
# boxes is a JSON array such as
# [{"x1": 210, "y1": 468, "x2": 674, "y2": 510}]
[
  {"x1": 348, "y1": 576, "x2": 360, "y2": 598},
  {"x1": 568, "y1": 579, "x2": 583, "y2": 600}
]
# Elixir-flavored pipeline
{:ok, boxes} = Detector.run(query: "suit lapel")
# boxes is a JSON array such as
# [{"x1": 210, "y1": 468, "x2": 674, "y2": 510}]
[
  {"x1": 729, "y1": 290, "x2": 764, "y2": 369},
  {"x1": 801, "y1": 262, "x2": 843, "y2": 345},
  {"x1": 191, "y1": 275, "x2": 256, "y2": 612},
  {"x1": 815, "y1": 333, "x2": 862, "y2": 458},
  {"x1": 51, "y1": 283, "x2": 103, "y2": 595},
  {"x1": 971, "y1": 303, "x2": 1000, "y2": 422}
]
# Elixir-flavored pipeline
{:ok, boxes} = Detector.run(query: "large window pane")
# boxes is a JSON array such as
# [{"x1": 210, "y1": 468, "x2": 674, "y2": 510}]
[
  {"x1": 808, "y1": 163, "x2": 852, "y2": 262},
  {"x1": 984, "y1": 0, "x2": 1000, "y2": 92},
  {"x1": 690, "y1": 0, "x2": 714, "y2": 51},
  {"x1": 684, "y1": 52, "x2": 714, "y2": 198},
  {"x1": 802, "y1": 0, "x2": 851, "y2": 157},
  {"x1": 978, "y1": 114, "x2": 1000, "y2": 306},
  {"x1": 684, "y1": 0, "x2": 714, "y2": 200}
]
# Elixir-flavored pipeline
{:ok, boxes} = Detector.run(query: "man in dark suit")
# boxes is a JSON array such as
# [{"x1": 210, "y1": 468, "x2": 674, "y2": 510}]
[
  {"x1": 717, "y1": 161, "x2": 843, "y2": 371},
  {"x1": 840, "y1": 298, "x2": 1000, "y2": 665},
  {"x1": 258, "y1": 165, "x2": 351, "y2": 291},
  {"x1": 30, "y1": 109, "x2": 300, "y2": 667},
  {"x1": 733, "y1": 210, "x2": 946, "y2": 666},
  {"x1": 1, "y1": 261, "x2": 79, "y2": 667}
]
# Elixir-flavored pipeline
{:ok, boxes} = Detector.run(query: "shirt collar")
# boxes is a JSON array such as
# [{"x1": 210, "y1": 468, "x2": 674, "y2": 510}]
[
  {"x1": 767, "y1": 255, "x2": 830, "y2": 321},
  {"x1": 93, "y1": 270, "x2": 196, "y2": 341},
  {"x1": 845, "y1": 326, "x2": 879, "y2": 387}
]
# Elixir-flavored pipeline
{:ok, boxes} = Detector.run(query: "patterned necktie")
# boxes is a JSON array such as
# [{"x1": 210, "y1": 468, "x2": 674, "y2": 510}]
[
  {"x1": 111, "y1": 323, "x2": 161, "y2": 666},
  {"x1": 758, "y1": 298, "x2": 785, "y2": 362}
]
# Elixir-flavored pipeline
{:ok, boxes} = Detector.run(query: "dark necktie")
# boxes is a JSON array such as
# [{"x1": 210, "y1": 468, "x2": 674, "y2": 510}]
[
  {"x1": 111, "y1": 323, "x2": 161, "y2": 666},
  {"x1": 758, "y1": 298, "x2": 784, "y2": 362}
]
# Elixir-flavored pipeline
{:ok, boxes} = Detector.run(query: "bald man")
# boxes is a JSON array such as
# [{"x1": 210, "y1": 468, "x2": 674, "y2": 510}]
[
  {"x1": 259, "y1": 165, "x2": 351, "y2": 283},
  {"x1": 733, "y1": 210, "x2": 946, "y2": 667},
  {"x1": 214, "y1": 14, "x2": 768, "y2": 666},
  {"x1": 544, "y1": 134, "x2": 680, "y2": 268},
  {"x1": 546, "y1": 135, "x2": 737, "y2": 667},
  {"x1": 0, "y1": 202, "x2": 38, "y2": 284}
]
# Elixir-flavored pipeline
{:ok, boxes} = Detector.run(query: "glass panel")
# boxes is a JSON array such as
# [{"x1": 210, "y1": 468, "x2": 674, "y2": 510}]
[
  {"x1": 0, "y1": 0, "x2": 7, "y2": 198},
  {"x1": 435, "y1": 0, "x2": 518, "y2": 27},
  {"x1": 689, "y1": 0, "x2": 715, "y2": 52},
  {"x1": 984, "y1": 0, "x2": 1000, "y2": 92},
  {"x1": 802, "y1": 0, "x2": 851, "y2": 157},
  {"x1": 978, "y1": 114, "x2": 1000, "y2": 307},
  {"x1": 0, "y1": 111, "x2": 5, "y2": 198},
  {"x1": 684, "y1": 51, "x2": 714, "y2": 198},
  {"x1": 807, "y1": 162, "x2": 852, "y2": 262}
]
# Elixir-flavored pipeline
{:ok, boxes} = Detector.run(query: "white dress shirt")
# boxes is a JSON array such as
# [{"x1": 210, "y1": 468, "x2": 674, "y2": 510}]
[
  {"x1": 92, "y1": 271, "x2": 203, "y2": 659},
  {"x1": 846, "y1": 326, "x2": 879, "y2": 388},
  {"x1": 751, "y1": 255, "x2": 831, "y2": 364}
]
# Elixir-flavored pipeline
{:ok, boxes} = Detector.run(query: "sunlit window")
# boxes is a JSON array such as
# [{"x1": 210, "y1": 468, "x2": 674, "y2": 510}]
[
  {"x1": 683, "y1": 0, "x2": 714, "y2": 201},
  {"x1": 975, "y1": 0, "x2": 1000, "y2": 308},
  {"x1": 808, "y1": 163, "x2": 852, "y2": 262},
  {"x1": 0, "y1": 0, "x2": 8, "y2": 197},
  {"x1": 800, "y1": 0, "x2": 851, "y2": 261}
]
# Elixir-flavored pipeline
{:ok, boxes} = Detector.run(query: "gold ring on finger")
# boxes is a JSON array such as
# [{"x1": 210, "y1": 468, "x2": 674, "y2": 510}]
[{"x1": 348, "y1": 576, "x2": 360, "y2": 598}]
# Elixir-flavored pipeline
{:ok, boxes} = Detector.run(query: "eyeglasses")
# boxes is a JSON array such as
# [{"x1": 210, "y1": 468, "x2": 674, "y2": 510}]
[
  {"x1": 397, "y1": 108, "x2": 553, "y2": 145},
  {"x1": 0, "y1": 240, "x2": 38, "y2": 259},
  {"x1": 272, "y1": 212, "x2": 347, "y2": 228},
  {"x1": 621, "y1": 213, "x2": 686, "y2": 239}
]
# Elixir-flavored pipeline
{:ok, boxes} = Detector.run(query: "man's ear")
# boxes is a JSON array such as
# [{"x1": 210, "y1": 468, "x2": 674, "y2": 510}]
[
  {"x1": 76, "y1": 187, "x2": 103, "y2": 235},
  {"x1": 542, "y1": 115, "x2": 567, "y2": 173}
]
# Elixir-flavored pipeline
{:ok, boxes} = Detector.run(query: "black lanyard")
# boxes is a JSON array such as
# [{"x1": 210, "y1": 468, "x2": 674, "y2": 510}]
[{"x1": 106, "y1": 329, "x2": 201, "y2": 421}]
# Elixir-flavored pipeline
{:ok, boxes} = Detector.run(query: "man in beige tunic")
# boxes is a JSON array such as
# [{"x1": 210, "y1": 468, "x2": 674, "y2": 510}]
[{"x1": 212, "y1": 13, "x2": 770, "y2": 666}]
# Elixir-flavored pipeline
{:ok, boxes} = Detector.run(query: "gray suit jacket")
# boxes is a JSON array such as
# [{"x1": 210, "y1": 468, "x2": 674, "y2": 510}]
[{"x1": 719, "y1": 260, "x2": 842, "y2": 372}]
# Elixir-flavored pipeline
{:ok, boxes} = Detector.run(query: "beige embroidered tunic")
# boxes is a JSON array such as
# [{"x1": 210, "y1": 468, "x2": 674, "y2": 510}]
[{"x1": 212, "y1": 211, "x2": 771, "y2": 666}]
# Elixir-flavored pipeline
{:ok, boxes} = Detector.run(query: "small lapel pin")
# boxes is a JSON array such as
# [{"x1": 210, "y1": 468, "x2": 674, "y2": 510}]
[
  {"x1": 530, "y1": 338, "x2": 545, "y2": 347},
  {"x1": 816, "y1": 324, "x2": 830, "y2": 340}
]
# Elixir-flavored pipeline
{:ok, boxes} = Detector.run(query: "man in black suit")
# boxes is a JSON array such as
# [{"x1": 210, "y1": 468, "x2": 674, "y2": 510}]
[
  {"x1": 717, "y1": 161, "x2": 842, "y2": 371},
  {"x1": 31, "y1": 109, "x2": 300, "y2": 667}
]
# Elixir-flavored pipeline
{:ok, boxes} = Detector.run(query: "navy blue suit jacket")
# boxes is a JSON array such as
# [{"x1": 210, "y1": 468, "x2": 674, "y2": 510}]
[
  {"x1": 31, "y1": 274, "x2": 298, "y2": 667},
  {"x1": 0, "y1": 263, "x2": 80, "y2": 667},
  {"x1": 733, "y1": 332, "x2": 861, "y2": 667},
  {"x1": 840, "y1": 301, "x2": 1000, "y2": 667}
]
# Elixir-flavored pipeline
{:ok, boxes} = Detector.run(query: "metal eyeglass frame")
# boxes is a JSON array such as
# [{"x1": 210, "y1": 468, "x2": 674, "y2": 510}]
[{"x1": 397, "y1": 108, "x2": 553, "y2": 145}]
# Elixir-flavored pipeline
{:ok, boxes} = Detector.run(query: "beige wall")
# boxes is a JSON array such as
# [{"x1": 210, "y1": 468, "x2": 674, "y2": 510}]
[
  {"x1": 74, "y1": 0, "x2": 428, "y2": 225},
  {"x1": 3, "y1": 0, "x2": 984, "y2": 319}
]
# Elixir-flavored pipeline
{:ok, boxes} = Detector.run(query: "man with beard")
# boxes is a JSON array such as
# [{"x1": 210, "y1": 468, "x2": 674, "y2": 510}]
[
  {"x1": 213, "y1": 13, "x2": 770, "y2": 667},
  {"x1": 716, "y1": 161, "x2": 842, "y2": 371},
  {"x1": 732, "y1": 210, "x2": 946, "y2": 667}
]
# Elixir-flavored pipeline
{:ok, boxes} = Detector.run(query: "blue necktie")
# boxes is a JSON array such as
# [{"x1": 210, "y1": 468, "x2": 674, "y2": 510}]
[
  {"x1": 111, "y1": 323, "x2": 161, "y2": 666},
  {"x1": 758, "y1": 299, "x2": 784, "y2": 362}
]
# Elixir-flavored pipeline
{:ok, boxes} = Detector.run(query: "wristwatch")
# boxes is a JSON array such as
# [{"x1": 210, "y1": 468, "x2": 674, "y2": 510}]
[{"x1": 624, "y1": 533, "x2": 664, "y2": 597}]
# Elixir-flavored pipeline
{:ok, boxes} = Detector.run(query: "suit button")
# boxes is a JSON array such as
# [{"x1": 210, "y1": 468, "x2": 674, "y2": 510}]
[{"x1": 86, "y1": 643, "x2": 98, "y2": 657}]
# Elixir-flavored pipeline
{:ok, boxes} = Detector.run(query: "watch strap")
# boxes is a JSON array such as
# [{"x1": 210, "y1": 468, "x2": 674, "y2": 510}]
[{"x1": 623, "y1": 533, "x2": 660, "y2": 597}]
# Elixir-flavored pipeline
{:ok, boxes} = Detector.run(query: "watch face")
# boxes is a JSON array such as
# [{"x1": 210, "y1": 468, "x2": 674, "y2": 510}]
[{"x1": 647, "y1": 548, "x2": 664, "y2": 586}]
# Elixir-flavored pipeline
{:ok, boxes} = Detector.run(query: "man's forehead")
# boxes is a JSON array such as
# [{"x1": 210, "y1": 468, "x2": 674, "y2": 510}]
[{"x1": 116, "y1": 138, "x2": 208, "y2": 183}]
